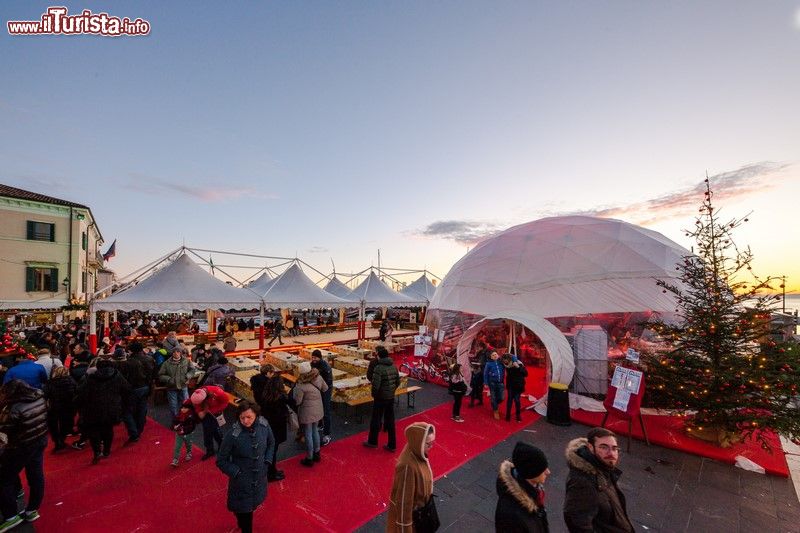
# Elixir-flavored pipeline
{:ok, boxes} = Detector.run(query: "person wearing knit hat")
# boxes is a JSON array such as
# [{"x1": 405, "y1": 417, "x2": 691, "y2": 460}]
[
  {"x1": 291, "y1": 359, "x2": 328, "y2": 467},
  {"x1": 495, "y1": 441, "x2": 551, "y2": 532},
  {"x1": 190, "y1": 385, "x2": 230, "y2": 461}
]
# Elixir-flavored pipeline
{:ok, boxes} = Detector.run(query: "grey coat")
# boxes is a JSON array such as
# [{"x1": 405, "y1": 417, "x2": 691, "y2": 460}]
[
  {"x1": 216, "y1": 417, "x2": 275, "y2": 513},
  {"x1": 292, "y1": 369, "x2": 328, "y2": 424}
]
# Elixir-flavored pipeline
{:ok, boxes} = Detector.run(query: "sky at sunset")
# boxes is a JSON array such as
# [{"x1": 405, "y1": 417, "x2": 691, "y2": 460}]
[{"x1": 2, "y1": 2, "x2": 799, "y2": 292}]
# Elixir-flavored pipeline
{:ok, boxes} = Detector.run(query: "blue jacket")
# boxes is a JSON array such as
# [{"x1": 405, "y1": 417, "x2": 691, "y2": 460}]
[
  {"x1": 216, "y1": 417, "x2": 275, "y2": 513},
  {"x1": 484, "y1": 360, "x2": 505, "y2": 386},
  {"x1": 3, "y1": 360, "x2": 48, "y2": 389}
]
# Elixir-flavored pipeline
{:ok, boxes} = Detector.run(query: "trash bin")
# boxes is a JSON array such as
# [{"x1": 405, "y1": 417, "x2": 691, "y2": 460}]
[{"x1": 546, "y1": 382, "x2": 571, "y2": 426}]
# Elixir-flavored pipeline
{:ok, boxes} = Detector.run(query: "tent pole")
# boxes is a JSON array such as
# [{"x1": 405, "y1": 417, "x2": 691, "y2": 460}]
[
  {"x1": 88, "y1": 303, "x2": 98, "y2": 354},
  {"x1": 258, "y1": 303, "x2": 265, "y2": 350}
]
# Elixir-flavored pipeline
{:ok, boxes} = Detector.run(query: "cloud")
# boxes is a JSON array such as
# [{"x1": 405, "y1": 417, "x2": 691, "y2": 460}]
[
  {"x1": 306, "y1": 246, "x2": 329, "y2": 254},
  {"x1": 416, "y1": 219, "x2": 503, "y2": 245},
  {"x1": 572, "y1": 161, "x2": 792, "y2": 225},
  {"x1": 124, "y1": 174, "x2": 278, "y2": 202}
]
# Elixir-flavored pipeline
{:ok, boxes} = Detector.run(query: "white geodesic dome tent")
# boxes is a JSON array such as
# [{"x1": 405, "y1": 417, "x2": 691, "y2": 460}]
[{"x1": 429, "y1": 215, "x2": 689, "y2": 389}]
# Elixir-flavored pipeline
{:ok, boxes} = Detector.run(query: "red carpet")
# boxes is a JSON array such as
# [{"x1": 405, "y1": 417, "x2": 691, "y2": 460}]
[
  {"x1": 37, "y1": 398, "x2": 542, "y2": 532},
  {"x1": 570, "y1": 409, "x2": 789, "y2": 477}
]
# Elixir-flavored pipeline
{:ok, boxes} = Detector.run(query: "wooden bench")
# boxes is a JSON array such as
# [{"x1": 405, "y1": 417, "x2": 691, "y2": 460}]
[
  {"x1": 343, "y1": 385, "x2": 423, "y2": 421},
  {"x1": 395, "y1": 385, "x2": 422, "y2": 409}
]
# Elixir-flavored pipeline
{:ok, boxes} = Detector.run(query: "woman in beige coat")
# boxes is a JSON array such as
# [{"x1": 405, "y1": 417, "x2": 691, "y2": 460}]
[
  {"x1": 387, "y1": 422, "x2": 436, "y2": 532},
  {"x1": 292, "y1": 361, "x2": 328, "y2": 467}
]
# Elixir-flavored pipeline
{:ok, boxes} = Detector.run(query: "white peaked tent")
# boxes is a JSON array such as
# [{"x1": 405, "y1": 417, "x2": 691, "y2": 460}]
[
  {"x1": 351, "y1": 271, "x2": 427, "y2": 307},
  {"x1": 94, "y1": 254, "x2": 262, "y2": 312},
  {"x1": 323, "y1": 276, "x2": 358, "y2": 301},
  {"x1": 400, "y1": 275, "x2": 437, "y2": 302},
  {"x1": 430, "y1": 216, "x2": 688, "y2": 318},
  {"x1": 246, "y1": 272, "x2": 276, "y2": 295},
  {"x1": 259, "y1": 263, "x2": 352, "y2": 309}
]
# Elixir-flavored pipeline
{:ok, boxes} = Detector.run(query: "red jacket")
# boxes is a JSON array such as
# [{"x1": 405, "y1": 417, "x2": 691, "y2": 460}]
[{"x1": 199, "y1": 385, "x2": 229, "y2": 415}]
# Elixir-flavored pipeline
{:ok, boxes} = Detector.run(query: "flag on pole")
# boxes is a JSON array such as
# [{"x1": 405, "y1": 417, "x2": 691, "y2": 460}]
[
  {"x1": 209, "y1": 255, "x2": 215, "y2": 275},
  {"x1": 102, "y1": 239, "x2": 116, "y2": 261}
]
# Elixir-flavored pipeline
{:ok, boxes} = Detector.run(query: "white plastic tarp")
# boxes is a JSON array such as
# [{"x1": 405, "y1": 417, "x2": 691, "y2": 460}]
[
  {"x1": 455, "y1": 311, "x2": 575, "y2": 386},
  {"x1": 94, "y1": 254, "x2": 262, "y2": 312},
  {"x1": 430, "y1": 216, "x2": 689, "y2": 319},
  {"x1": 259, "y1": 263, "x2": 353, "y2": 309},
  {"x1": 246, "y1": 273, "x2": 275, "y2": 294},
  {"x1": 400, "y1": 275, "x2": 437, "y2": 302},
  {"x1": 323, "y1": 276, "x2": 358, "y2": 301},
  {"x1": 351, "y1": 271, "x2": 427, "y2": 307}
]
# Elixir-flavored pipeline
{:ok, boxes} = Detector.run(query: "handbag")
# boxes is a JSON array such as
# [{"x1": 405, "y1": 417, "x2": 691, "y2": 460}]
[
  {"x1": 412, "y1": 494, "x2": 440, "y2": 532},
  {"x1": 448, "y1": 381, "x2": 467, "y2": 395},
  {"x1": 287, "y1": 408, "x2": 300, "y2": 433}
]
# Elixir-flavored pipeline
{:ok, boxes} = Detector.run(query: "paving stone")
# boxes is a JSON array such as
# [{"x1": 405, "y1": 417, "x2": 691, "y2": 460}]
[
  {"x1": 739, "y1": 495, "x2": 778, "y2": 520},
  {"x1": 441, "y1": 510, "x2": 493, "y2": 532},
  {"x1": 687, "y1": 508, "x2": 738, "y2": 532}
]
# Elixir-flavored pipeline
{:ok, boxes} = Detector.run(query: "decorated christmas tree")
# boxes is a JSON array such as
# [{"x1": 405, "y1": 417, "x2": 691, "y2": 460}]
[{"x1": 644, "y1": 178, "x2": 800, "y2": 449}]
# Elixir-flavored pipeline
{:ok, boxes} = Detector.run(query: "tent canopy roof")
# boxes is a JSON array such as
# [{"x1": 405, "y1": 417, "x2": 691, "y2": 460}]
[
  {"x1": 400, "y1": 274, "x2": 437, "y2": 302},
  {"x1": 94, "y1": 254, "x2": 262, "y2": 313},
  {"x1": 259, "y1": 263, "x2": 353, "y2": 309},
  {"x1": 246, "y1": 272, "x2": 275, "y2": 295},
  {"x1": 351, "y1": 271, "x2": 426, "y2": 307},
  {"x1": 430, "y1": 215, "x2": 689, "y2": 318},
  {"x1": 323, "y1": 276, "x2": 357, "y2": 301}
]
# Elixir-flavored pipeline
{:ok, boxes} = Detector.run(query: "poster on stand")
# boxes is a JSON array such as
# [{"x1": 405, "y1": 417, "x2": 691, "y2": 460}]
[
  {"x1": 624, "y1": 369, "x2": 642, "y2": 395},
  {"x1": 414, "y1": 343, "x2": 430, "y2": 357},
  {"x1": 611, "y1": 366, "x2": 628, "y2": 388},
  {"x1": 612, "y1": 389, "x2": 631, "y2": 411}
]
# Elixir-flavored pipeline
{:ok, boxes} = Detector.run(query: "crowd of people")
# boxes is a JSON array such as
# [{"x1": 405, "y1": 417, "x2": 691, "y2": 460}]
[{"x1": 0, "y1": 320, "x2": 636, "y2": 533}]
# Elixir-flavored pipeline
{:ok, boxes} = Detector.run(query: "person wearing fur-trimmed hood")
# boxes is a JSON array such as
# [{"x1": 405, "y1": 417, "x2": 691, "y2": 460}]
[
  {"x1": 387, "y1": 422, "x2": 436, "y2": 532},
  {"x1": 494, "y1": 441, "x2": 550, "y2": 533},
  {"x1": 563, "y1": 428, "x2": 634, "y2": 533}
]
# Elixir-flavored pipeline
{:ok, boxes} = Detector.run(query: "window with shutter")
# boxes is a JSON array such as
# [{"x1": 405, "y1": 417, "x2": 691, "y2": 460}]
[
  {"x1": 24, "y1": 266, "x2": 60, "y2": 292},
  {"x1": 26, "y1": 221, "x2": 56, "y2": 242}
]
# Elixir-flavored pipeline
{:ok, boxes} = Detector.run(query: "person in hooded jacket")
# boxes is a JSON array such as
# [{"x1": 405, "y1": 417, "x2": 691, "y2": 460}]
[
  {"x1": 310, "y1": 349, "x2": 334, "y2": 445},
  {"x1": 495, "y1": 442, "x2": 551, "y2": 533},
  {"x1": 216, "y1": 401, "x2": 275, "y2": 533},
  {"x1": 0, "y1": 379, "x2": 49, "y2": 528},
  {"x1": 563, "y1": 428, "x2": 634, "y2": 533},
  {"x1": 44, "y1": 366, "x2": 77, "y2": 451},
  {"x1": 292, "y1": 361, "x2": 328, "y2": 467},
  {"x1": 387, "y1": 422, "x2": 436, "y2": 533},
  {"x1": 74, "y1": 359, "x2": 132, "y2": 464}
]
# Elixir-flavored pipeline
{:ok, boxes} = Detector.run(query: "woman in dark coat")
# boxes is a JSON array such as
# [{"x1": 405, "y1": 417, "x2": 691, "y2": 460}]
[
  {"x1": 504, "y1": 354, "x2": 528, "y2": 422},
  {"x1": 45, "y1": 366, "x2": 77, "y2": 451},
  {"x1": 74, "y1": 359, "x2": 131, "y2": 464},
  {"x1": 254, "y1": 366, "x2": 288, "y2": 481},
  {"x1": 216, "y1": 401, "x2": 275, "y2": 533}
]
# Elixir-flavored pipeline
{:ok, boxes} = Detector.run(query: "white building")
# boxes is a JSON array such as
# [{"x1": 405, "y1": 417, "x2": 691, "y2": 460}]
[{"x1": 0, "y1": 184, "x2": 105, "y2": 310}]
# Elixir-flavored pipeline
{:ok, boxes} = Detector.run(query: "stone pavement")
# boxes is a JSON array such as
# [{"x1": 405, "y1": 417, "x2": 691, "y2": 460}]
[{"x1": 358, "y1": 412, "x2": 800, "y2": 533}]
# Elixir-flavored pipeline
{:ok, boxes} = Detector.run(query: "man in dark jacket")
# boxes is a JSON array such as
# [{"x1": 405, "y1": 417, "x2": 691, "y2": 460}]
[
  {"x1": 0, "y1": 379, "x2": 49, "y2": 527},
  {"x1": 495, "y1": 441, "x2": 551, "y2": 533},
  {"x1": 310, "y1": 349, "x2": 333, "y2": 445},
  {"x1": 363, "y1": 346, "x2": 399, "y2": 451},
  {"x1": 121, "y1": 341, "x2": 154, "y2": 442},
  {"x1": 75, "y1": 360, "x2": 132, "y2": 464},
  {"x1": 563, "y1": 428, "x2": 634, "y2": 533}
]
